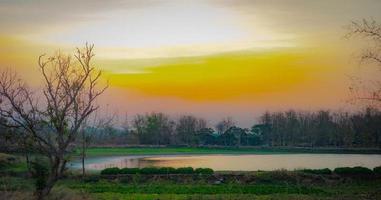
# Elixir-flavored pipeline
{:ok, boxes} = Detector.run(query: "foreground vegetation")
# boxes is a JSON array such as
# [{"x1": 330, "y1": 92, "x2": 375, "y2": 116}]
[{"x1": 2, "y1": 169, "x2": 381, "y2": 200}]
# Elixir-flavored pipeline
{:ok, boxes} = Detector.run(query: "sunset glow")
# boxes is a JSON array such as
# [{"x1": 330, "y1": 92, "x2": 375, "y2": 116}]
[{"x1": 1, "y1": 0, "x2": 380, "y2": 126}]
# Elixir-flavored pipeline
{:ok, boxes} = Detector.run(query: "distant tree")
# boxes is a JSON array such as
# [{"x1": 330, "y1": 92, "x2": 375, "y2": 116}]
[
  {"x1": 146, "y1": 113, "x2": 173, "y2": 145},
  {"x1": 176, "y1": 115, "x2": 207, "y2": 146},
  {"x1": 249, "y1": 125, "x2": 265, "y2": 146},
  {"x1": 284, "y1": 110, "x2": 298, "y2": 146},
  {"x1": 0, "y1": 44, "x2": 107, "y2": 199},
  {"x1": 197, "y1": 127, "x2": 215, "y2": 145},
  {"x1": 215, "y1": 117, "x2": 235, "y2": 135},
  {"x1": 224, "y1": 126, "x2": 247, "y2": 147},
  {"x1": 132, "y1": 113, "x2": 173, "y2": 145},
  {"x1": 254, "y1": 108, "x2": 381, "y2": 148},
  {"x1": 332, "y1": 111, "x2": 355, "y2": 147},
  {"x1": 270, "y1": 112, "x2": 286, "y2": 146},
  {"x1": 351, "y1": 107, "x2": 381, "y2": 147},
  {"x1": 258, "y1": 111, "x2": 272, "y2": 145},
  {"x1": 219, "y1": 127, "x2": 238, "y2": 146},
  {"x1": 121, "y1": 113, "x2": 139, "y2": 145},
  {"x1": 314, "y1": 111, "x2": 335, "y2": 146},
  {"x1": 131, "y1": 114, "x2": 147, "y2": 144}
]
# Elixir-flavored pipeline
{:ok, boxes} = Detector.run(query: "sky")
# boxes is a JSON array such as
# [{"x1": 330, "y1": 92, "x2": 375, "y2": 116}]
[{"x1": 0, "y1": 0, "x2": 380, "y2": 127}]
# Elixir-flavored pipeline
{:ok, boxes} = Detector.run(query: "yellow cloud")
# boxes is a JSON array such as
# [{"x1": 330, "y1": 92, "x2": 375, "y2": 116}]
[{"x1": 106, "y1": 49, "x2": 334, "y2": 101}]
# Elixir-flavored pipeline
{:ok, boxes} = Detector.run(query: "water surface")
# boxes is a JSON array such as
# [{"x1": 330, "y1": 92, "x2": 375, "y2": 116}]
[{"x1": 71, "y1": 154, "x2": 381, "y2": 171}]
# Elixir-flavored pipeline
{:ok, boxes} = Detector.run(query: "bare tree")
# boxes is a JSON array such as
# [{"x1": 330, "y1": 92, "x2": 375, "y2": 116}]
[
  {"x1": 0, "y1": 44, "x2": 107, "y2": 199},
  {"x1": 346, "y1": 19, "x2": 381, "y2": 105},
  {"x1": 131, "y1": 113, "x2": 173, "y2": 145},
  {"x1": 215, "y1": 117, "x2": 235, "y2": 135},
  {"x1": 176, "y1": 115, "x2": 207, "y2": 146}
]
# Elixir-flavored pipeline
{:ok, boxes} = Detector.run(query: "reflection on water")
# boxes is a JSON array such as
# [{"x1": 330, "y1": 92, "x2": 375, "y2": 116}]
[{"x1": 71, "y1": 154, "x2": 381, "y2": 171}]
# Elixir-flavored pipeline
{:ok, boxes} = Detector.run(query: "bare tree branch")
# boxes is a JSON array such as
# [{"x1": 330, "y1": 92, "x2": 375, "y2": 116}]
[
  {"x1": 346, "y1": 19, "x2": 381, "y2": 106},
  {"x1": 0, "y1": 44, "x2": 107, "y2": 199}
]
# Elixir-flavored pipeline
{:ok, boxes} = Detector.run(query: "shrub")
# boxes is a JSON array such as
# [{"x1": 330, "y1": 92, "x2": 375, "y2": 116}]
[
  {"x1": 119, "y1": 168, "x2": 140, "y2": 174},
  {"x1": 140, "y1": 167, "x2": 161, "y2": 174},
  {"x1": 334, "y1": 166, "x2": 373, "y2": 176},
  {"x1": 195, "y1": 168, "x2": 214, "y2": 175},
  {"x1": 0, "y1": 160, "x2": 8, "y2": 169},
  {"x1": 176, "y1": 167, "x2": 194, "y2": 174},
  {"x1": 100, "y1": 167, "x2": 120, "y2": 175},
  {"x1": 255, "y1": 170, "x2": 297, "y2": 184},
  {"x1": 0, "y1": 153, "x2": 17, "y2": 169},
  {"x1": 83, "y1": 175, "x2": 100, "y2": 183},
  {"x1": 373, "y1": 166, "x2": 381, "y2": 175},
  {"x1": 301, "y1": 168, "x2": 332, "y2": 175},
  {"x1": 158, "y1": 167, "x2": 177, "y2": 174}
]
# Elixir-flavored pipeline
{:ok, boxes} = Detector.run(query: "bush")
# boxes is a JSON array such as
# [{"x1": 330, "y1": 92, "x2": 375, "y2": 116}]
[
  {"x1": 0, "y1": 153, "x2": 17, "y2": 169},
  {"x1": 140, "y1": 167, "x2": 161, "y2": 174},
  {"x1": 373, "y1": 166, "x2": 381, "y2": 175},
  {"x1": 195, "y1": 168, "x2": 214, "y2": 175},
  {"x1": 100, "y1": 167, "x2": 120, "y2": 175},
  {"x1": 83, "y1": 175, "x2": 100, "y2": 183},
  {"x1": 158, "y1": 167, "x2": 177, "y2": 174},
  {"x1": 0, "y1": 160, "x2": 8, "y2": 169},
  {"x1": 255, "y1": 170, "x2": 298, "y2": 184},
  {"x1": 301, "y1": 168, "x2": 332, "y2": 175},
  {"x1": 176, "y1": 167, "x2": 194, "y2": 174},
  {"x1": 119, "y1": 168, "x2": 140, "y2": 174},
  {"x1": 334, "y1": 166, "x2": 373, "y2": 176}
]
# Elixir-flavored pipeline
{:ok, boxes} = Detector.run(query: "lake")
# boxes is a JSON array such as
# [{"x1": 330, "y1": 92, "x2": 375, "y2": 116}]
[{"x1": 70, "y1": 154, "x2": 381, "y2": 171}]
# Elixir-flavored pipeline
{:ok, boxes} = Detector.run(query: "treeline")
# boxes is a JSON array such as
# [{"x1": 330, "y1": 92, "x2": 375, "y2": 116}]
[
  {"x1": 258, "y1": 107, "x2": 381, "y2": 147},
  {"x1": 3, "y1": 108, "x2": 379, "y2": 149},
  {"x1": 84, "y1": 107, "x2": 381, "y2": 148}
]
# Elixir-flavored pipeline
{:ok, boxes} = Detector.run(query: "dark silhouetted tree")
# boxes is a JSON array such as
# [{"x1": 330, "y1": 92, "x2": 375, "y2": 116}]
[{"x1": 0, "y1": 44, "x2": 107, "y2": 199}]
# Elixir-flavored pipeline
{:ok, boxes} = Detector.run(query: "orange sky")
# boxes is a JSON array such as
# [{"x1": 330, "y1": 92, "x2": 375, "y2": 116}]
[{"x1": 0, "y1": 0, "x2": 380, "y2": 126}]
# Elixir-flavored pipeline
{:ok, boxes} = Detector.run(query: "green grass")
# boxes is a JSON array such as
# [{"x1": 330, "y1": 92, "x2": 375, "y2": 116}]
[
  {"x1": 64, "y1": 178, "x2": 381, "y2": 200},
  {"x1": 2, "y1": 170, "x2": 381, "y2": 200},
  {"x1": 78, "y1": 147, "x2": 381, "y2": 157},
  {"x1": 93, "y1": 193, "x2": 324, "y2": 200},
  {"x1": 68, "y1": 180, "x2": 325, "y2": 195},
  {"x1": 0, "y1": 176, "x2": 34, "y2": 191}
]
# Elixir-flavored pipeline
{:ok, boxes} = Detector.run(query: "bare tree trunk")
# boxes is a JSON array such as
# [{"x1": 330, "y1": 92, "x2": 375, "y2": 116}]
[
  {"x1": 81, "y1": 135, "x2": 86, "y2": 178},
  {"x1": 25, "y1": 152, "x2": 32, "y2": 176},
  {"x1": 37, "y1": 177, "x2": 55, "y2": 200},
  {"x1": 34, "y1": 159, "x2": 59, "y2": 200}
]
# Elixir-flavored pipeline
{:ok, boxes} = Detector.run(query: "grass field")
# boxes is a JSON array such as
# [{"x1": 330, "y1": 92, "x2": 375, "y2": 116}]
[
  {"x1": 67, "y1": 178, "x2": 381, "y2": 200},
  {"x1": 2, "y1": 172, "x2": 380, "y2": 200},
  {"x1": 79, "y1": 146, "x2": 381, "y2": 157}
]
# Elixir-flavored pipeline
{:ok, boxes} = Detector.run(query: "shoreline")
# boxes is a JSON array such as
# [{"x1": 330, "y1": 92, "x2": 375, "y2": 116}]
[{"x1": 79, "y1": 146, "x2": 381, "y2": 157}]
